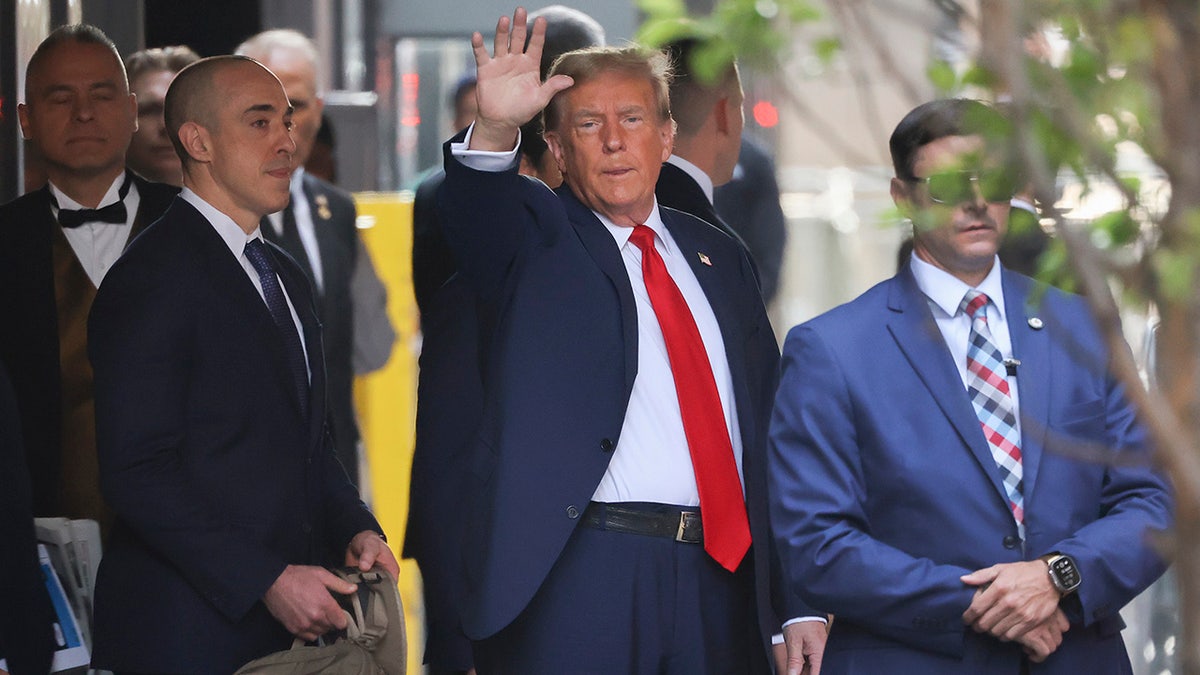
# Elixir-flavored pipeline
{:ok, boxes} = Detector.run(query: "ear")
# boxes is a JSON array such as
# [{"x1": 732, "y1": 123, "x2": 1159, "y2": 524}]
[
  {"x1": 17, "y1": 103, "x2": 31, "y2": 140},
  {"x1": 179, "y1": 122, "x2": 212, "y2": 164},
  {"x1": 714, "y1": 96, "x2": 730, "y2": 135},
  {"x1": 129, "y1": 93, "x2": 139, "y2": 133},
  {"x1": 544, "y1": 131, "x2": 567, "y2": 174},
  {"x1": 659, "y1": 119, "x2": 675, "y2": 162},
  {"x1": 890, "y1": 176, "x2": 911, "y2": 213},
  {"x1": 313, "y1": 95, "x2": 325, "y2": 119}
]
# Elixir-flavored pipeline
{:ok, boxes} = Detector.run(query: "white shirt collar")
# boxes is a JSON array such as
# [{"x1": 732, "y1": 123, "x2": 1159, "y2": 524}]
[
  {"x1": 289, "y1": 166, "x2": 306, "y2": 198},
  {"x1": 909, "y1": 253, "x2": 1006, "y2": 319},
  {"x1": 48, "y1": 173, "x2": 126, "y2": 211},
  {"x1": 666, "y1": 154, "x2": 715, "y2": 205},
  {"x1": 180, "y1": 187, "x2": 264, "y2": 258},
  {"x1": 596, "y1": 199, "x2": 677, "y2": 258}
]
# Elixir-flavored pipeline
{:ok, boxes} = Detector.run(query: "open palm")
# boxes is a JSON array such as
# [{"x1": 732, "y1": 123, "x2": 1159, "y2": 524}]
[{"x1": 468, "y1": 7, "x2": 574, "y2": 150}]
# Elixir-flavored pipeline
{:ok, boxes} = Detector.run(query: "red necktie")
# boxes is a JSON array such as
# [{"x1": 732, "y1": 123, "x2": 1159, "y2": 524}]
[{"x1": 628, "y1": 225, "x2": 750, "y2": 572}]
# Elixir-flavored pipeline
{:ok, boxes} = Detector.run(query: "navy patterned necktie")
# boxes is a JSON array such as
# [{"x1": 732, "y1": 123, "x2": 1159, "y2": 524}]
[
  {"x1": 244, "y1": 238, "x2": 309, "y2": 417},
  {"x1": 961, "y1": 289, "x2": 1024, "y2": 538}
]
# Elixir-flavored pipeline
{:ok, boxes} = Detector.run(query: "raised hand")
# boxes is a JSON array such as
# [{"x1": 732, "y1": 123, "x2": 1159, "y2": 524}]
[{"x1": 468, "y1": 6, "x2": 574, "y2": 151}]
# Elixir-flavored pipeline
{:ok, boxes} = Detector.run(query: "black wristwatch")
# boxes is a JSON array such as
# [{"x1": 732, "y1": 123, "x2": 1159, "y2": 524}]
[{"x1": 1042, "y1": 552, "x2": 1081, "y2": 595}]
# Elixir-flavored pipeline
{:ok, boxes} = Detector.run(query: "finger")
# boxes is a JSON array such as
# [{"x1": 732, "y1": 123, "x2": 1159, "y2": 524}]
[
  {"x1": 525, "y1": 15, "x2": 547, "y2": 60},
  {"x1": 960, "y1": 566, "x2": 1000, "y2": 586},
  {"x1": 493, "y1": 14, "x2": 510, "y2": 58},
  {"x1": 471, "y1": 32, "x2": 490, "y2": 67},
  {"x1": 809, "y1": 652, "x2": 822, "y2": 675},
  {"x1": 543, "y1": 74, "x2": 575, "y2": 97},
  {"x1": 327, "y1": 606, "x2": 349, "y2": 631},
  {"x1": 509, "y1": 7, "x2": 529, "y2": 57},
  {"x1": 319, "y1": 568, "x2": 358, "y2": 595}
]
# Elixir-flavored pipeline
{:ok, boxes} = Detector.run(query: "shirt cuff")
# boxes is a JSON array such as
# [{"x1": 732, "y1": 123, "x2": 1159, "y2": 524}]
[
  {"x1": 775, "y1": 615, "x2": 829, "y2": 642},
  {"x1": 450, "y1": 122, "x2": 521, "y2": 172}
]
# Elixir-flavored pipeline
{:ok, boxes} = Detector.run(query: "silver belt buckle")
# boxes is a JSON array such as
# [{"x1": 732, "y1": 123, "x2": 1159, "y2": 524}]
[{"x1": 675, "y1": 511, "x2": 700, "y2": 543}]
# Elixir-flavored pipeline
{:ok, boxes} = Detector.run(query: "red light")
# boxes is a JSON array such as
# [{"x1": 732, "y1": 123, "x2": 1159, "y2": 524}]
[{"x1": 752, "y1": 100, "x2": 779, "y2": 128}]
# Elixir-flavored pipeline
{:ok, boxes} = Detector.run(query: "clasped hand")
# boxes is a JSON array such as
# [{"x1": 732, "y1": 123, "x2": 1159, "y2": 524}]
[
  {"x1": 961, "y1": 561, "x2": 1069, "y2": 662},
  {"x1": 264, "y1": 530, "x2": 400, "y2": 641}
]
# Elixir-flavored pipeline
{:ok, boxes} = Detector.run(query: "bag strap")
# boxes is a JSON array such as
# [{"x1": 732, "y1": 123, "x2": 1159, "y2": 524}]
[{"x1": 339, "y1": 569, "x2": 388, "y2": 650}]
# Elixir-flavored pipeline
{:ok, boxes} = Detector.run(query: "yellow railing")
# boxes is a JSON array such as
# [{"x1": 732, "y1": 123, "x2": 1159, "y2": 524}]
[{"x1": 352, "y1": 191, "x2": 425, "y2": 674}]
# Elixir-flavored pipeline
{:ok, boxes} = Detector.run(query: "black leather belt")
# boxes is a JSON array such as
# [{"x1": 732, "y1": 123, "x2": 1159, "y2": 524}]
[{"x1": 582, "y1": 502, "x2": 703, "y2": 544}]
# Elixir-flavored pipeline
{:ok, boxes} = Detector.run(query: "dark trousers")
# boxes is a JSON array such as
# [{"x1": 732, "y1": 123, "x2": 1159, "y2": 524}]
[{"x1": 473, "y1": 517, "x2": 757, "y2": 675}]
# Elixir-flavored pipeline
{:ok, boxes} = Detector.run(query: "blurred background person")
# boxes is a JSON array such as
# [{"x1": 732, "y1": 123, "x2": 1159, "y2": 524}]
[{"x1": 123, "y1": 45, "x2": 200, "y2": 186}]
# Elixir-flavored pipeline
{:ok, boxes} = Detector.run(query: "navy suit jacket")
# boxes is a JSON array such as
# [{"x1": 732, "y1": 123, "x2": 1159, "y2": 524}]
[
  {"x1": 0, "y1": 174, "x2": 177, "y2": 517},
  {"x1": 405, "y1": 168, "x2": 481, "y2": 670},
  {"x1": 768, "y1": 264, "x2": 1172, "y2": 674},
  {"x1": 437, "y1": 137, "x2": 811, "y2": 653},
  {"x1": 88, "y1": 198, "x2": 381, "y2": 674}
]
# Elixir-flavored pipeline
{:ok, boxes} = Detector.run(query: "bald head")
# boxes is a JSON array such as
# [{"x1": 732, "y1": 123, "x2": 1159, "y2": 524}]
[{"x1": 165, "y1": 55, "x2": 273, "y2": 166}]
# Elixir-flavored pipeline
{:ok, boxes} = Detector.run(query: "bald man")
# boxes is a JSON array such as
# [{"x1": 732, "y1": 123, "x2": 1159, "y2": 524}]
[{"x1": 88, "y1": 55, "x2": 397, "y2": 674}]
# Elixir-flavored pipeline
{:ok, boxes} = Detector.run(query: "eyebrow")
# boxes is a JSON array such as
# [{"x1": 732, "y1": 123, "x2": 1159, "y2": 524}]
[
  {"x1": 571, "y1": 104, "x2": 647, "y2": 120},
  {"x1": 42, "y1": 80, "x2": 120, "y2": 95}
]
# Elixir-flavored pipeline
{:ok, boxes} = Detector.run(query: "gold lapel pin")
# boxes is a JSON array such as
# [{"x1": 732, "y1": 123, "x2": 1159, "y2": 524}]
[
  {"x1": 697, "y1": 252, "x2": 712, "y2": 266},
  {"x1": 315, "y1": 194, "x2": 332, "y2": 221}
]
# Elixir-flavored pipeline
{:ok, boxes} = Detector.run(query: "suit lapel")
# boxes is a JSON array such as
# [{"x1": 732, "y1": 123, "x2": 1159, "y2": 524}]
[
  {"x1": 886, "y1": 267, "x2": 1015, "y2": 511},
  {"x1": 558, "y1": 186, "x2": 640, "y2": 393},
  {"x1": 1002, "y1": 271, "x2": 1050, "y2": 502},
  {"x1": 274, "y1": 243, "x2": 327, "y2": 447},
  {"x1": 174, "y1": 201, "x2": 308, "y2": 419}
]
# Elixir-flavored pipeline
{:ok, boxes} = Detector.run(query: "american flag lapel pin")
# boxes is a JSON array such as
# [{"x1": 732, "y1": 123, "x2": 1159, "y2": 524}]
[{"x1": 697, "y1": 252, "x2": 712, "y2": 266}]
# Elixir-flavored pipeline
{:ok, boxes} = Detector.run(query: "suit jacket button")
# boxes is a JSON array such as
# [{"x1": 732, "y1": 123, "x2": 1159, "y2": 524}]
[
  {"x1": 599, "y1": 438, "x2": 614, "y2": 452},
  {"x1": 1002, "y1": 535, "x2": 1019, "y2": 549},
  {"x1": 566, "y1": 505, "x2": 580, "y2": 519}
]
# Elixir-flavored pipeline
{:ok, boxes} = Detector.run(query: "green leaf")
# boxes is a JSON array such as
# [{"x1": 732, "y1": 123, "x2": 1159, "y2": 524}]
[
  {"x1": 1093, "y1": 210, "x2": 1140, "y2": 247},
  {"x1": 814, "y1": 36, "x2": 841, "y2": 65},
  {"x1": 1154, "y1": 249, "x2": 1196, "y2": 304},
  {"x1": 636, "y1": 0, "x2": 688, "y2": 19},
  {"x1": 927, "y1": 60, "x2": 958, "y2": 94}
]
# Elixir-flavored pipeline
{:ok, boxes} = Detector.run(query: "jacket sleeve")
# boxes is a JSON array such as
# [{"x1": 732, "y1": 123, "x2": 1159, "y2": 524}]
[{"x1": 768, "y1": 324, "x2": 977, "y2": 658}]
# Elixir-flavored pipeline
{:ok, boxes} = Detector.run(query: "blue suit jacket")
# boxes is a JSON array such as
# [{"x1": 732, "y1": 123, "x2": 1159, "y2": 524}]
[
  {"x1": 88, "y1": 199, "x2": 381, "y2": 674},
  {"x1": 768, "y1": 264, "x2": 1172, "y2": 674},
  {"x1": 437, "y1": 138, "x2": 811, "y2": 653}
]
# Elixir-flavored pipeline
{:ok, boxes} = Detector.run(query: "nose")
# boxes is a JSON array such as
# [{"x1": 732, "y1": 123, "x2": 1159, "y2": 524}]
[
  {"x1": 74, "y1": 96, "x2": 96, "y2": 122},
  {"x1": 279, "y1": 125, "x2": 297, "y2": 156},
  {"x1": 965, "y1": 178, "x2": 988, "y2": 211},
  {"x1": 601, "y1": 124, "x2": 625, "y2": 153}
]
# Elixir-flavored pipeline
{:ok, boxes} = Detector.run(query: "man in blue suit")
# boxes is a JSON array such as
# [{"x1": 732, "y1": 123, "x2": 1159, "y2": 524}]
[
  {"x1": 88, "y1": 56, "x2": 398, "y2": 674},
  {"x1": 768, "y1": 98, "x2": 1172, "y2": 674},
  {"x1": 437, "y1": 9, "x2": 827, "y2": 674}
]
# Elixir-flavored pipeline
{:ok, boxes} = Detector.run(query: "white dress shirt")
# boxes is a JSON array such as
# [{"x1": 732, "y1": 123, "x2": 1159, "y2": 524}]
[
  {"x1": 181, "y1": 188, "x2": 309, "y2": 378},
  {"x1": 50, "y1": 174, "x2": 142, "y2": 287},
  {"x1": 451, "y1": 123, "x2": 742, "y2": 506},
  {"x1": 909, "y1": 254, "x2": 1022, "y2": 438}
]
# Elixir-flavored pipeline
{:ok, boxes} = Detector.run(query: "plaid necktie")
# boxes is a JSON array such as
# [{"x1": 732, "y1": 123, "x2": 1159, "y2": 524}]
[
  {"x1": 629, "y1": 225, "x2": 750, "y2": 572},
  {"x1": 245, "y1": 238, "x2": 310, "y2": 418},
  {"x1": 961, "y1": 290, "x2": 1024, "y2": 536}
]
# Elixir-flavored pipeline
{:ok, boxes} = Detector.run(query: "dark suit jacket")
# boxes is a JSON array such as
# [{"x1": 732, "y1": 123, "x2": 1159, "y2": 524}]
[
  {"x1": 0, "y1": 174, "x2": 177, "y2": 517},
  {"x1": 715, "y1": 136, "x2": 787, "y2": 303},
  {"x1": 88, "y1": 198, "x2": 382, "y2": 674},
  {"x1": 656, "y1": 160, "x2": 745, "y2": 248},
  {"x1": 437, "y1": 137, "x2": 811, "y2": 657},
  {"x1": 264, "y1": 172, "x2": 361, "y2": 483},
  {"x1": 768, "y1": 265, "x2": 1172, "y2": 674},
  {"x1": 406, "y1": 169, "x2": 480, "y2": 670},
  {"x1": 0, "y1": 360, "x2": 55, "y2": 675}
]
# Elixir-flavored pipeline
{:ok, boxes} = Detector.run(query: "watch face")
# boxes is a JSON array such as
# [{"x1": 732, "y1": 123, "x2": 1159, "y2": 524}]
[{"x1": 1050, "y1": 556, "x2": 1081, "y2": 591}]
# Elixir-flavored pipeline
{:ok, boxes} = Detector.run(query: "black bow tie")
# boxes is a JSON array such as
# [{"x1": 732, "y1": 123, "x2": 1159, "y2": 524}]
[{"x1": 54, "y1": 175, "x2": 131, "y2": 228}]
